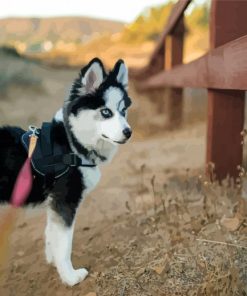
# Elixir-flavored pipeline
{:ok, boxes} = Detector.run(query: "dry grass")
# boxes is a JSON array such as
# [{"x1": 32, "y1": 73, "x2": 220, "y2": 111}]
[{"x1": 92, "y1": 169, "x2": 247, "y2": 296}]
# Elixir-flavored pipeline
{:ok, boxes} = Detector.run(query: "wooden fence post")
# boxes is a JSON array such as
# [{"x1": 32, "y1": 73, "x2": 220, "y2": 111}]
[
  {"x1": 143, "y1": 42, "x2": 167, "y2": 115},
  {"x1": 206, "y1": 0, "x2": 247, "y2": 181},
  {"x1": 165, "y1": 18, "x2": 184, "y2": 129}
]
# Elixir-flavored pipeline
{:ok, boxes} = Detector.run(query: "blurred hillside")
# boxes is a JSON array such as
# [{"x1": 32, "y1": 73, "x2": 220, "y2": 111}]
[
  {"x1": 0, "y1": 17, "x2": 124, "y2": 53},
  {"x1": 0, "y1": 46, "x2": 78, "y2": 127},
  {"x1": 25, "y1": 1, "x2": 209, "y2": 67},
  {"x1": 0, "y1": 47, "x2": 44, "y2": 91}
]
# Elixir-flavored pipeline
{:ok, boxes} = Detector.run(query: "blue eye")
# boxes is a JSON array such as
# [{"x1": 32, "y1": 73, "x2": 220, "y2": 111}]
[
  {"x1": 100, "y1": 108, "x2": 113, "y2": 119},
  {"x1": 121, "y1": 108, "x2": 127, "y2": 116}
]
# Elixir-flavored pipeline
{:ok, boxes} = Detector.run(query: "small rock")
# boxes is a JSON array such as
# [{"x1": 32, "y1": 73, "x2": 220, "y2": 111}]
[
  {"x1": 154, "y1": 266, "x2": 165, "y2": 274},
  {"x1": 143, "y1": 229, "x2": 149, "y2": 235},
  {"x1": 89, "y1": 272, "x2": 99, "y2": 278},
  {"x1": 220, "y1": 216, "x2": 241, "y2": 231},
  {"x1": 183, "y1": 213, "x2": 191, "y2": 223},
  {"x1": 152, "y1": 265, "x2": 165, "y2": 275},
  {"x1": 18, "y1": 222, "x2": 27, "y2": 229},
  {"x1": 17, "y1": 251, "x2": 24, "y2": 257},
  {"x1": 136, "y1": 267, "x2": 146, "y2": 277}
]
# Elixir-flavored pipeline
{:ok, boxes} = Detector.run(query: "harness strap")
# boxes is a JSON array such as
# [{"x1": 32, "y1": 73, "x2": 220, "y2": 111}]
[
  {"x1": 41, "y1": 123, "x2": 52, "y2": 156},
  {"x1": 41, "y1": 123, "x2": 54, "y2": 186},
  {"x1": 34, "y1": 153, "x2": 96, "y2": 168}
]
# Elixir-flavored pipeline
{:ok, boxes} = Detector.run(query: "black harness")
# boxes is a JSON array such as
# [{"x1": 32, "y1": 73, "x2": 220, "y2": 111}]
[{"x1": 21, "y1": 122, "x2": 96, "y2": 183}]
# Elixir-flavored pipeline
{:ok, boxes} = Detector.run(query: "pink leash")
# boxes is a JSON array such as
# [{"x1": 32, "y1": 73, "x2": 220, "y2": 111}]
[{"x1": 0, "y1": 127, "x2": 38, "y2": 265}]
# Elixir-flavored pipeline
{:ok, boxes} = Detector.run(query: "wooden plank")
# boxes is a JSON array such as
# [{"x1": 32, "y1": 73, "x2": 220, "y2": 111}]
[
  {"x1": 137, "y1": 34, "x2": 247, "y2": 91},
  {"x1": 165, "y1": 18, "x2": 184, "y2": 128},
  {"x1": 130, "y1": 0, "x2": 191, "y2": 80},
  {"x1": 207, "y1": 90, "x2": 245, "y2": 181},
  {"x1": 167, "y1": 88, "x2": 183, "y2": 128},
  {"x1": 207, "y1": 0, "x2": 247, "y2": 181},
  {"x1": 129, "y1": 45, "x2": 164, "y2": 79},
  {"x1": 149, "y1": 0, "x2": 191, "y2": 64}
]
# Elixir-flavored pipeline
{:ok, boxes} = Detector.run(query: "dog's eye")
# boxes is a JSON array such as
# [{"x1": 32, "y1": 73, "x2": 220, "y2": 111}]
[
  {"x1": 100, "y1": 108, "x2": 113, "y2": 119},
  {"x1": 121, "y1": 108, "x2": 127, "y2": 116}
]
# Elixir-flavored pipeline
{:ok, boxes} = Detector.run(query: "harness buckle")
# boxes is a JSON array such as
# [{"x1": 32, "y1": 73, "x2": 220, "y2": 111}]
[
  {"x1": 63, "y1": 153, "x2": 78, "y2": 167},
  {"x1": 28, "y1": 125, "x2": 40, "y2": 137}
]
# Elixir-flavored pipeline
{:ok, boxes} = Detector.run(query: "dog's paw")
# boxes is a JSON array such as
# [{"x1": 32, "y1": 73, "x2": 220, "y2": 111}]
[{"x1": 61, "y1": 268, "x2": 88, "y2": 286}]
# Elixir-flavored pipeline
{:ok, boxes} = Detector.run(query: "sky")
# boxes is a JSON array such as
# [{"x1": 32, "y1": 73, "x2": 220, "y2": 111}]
[
  {"x1": 0, "y1": 0, "x2": 207, "y2": 23},
  {"x1": 1, "y1": 0, "x2": 172, "y2": 23}
]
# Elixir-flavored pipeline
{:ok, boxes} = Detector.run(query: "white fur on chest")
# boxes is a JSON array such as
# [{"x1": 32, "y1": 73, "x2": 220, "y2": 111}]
[{"x1": 78, "y1": 166, "x2": 101, "y2": 196}]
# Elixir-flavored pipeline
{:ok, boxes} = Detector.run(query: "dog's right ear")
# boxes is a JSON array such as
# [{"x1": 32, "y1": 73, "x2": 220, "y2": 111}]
[{"x1": 80, "y1": 58, "x2": 106, "y2": 93}]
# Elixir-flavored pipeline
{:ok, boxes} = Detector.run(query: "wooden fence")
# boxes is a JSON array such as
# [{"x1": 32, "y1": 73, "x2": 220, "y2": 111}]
[{"x1": 130, "y1": 0, "x2": 247, "y2": 182}]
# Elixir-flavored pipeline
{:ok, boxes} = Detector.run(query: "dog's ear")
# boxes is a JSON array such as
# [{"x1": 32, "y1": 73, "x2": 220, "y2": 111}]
[
  {"x1": 80, "y1": 58, "x2": 105, "y2": 93},
  {"x1": 112, "y1": 59, "x2": 128, "y2": 90}
]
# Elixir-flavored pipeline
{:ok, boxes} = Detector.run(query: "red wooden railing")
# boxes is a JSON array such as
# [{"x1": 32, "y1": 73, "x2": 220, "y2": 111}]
[{"x1": 130, "y1": 0, "x2": 247, "y2": 182}]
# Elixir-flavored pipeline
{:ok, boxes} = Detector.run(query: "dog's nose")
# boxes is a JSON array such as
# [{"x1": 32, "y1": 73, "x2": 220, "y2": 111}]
[{"x1": 123, "y1": 128, "x2": 132, "y2": 139}]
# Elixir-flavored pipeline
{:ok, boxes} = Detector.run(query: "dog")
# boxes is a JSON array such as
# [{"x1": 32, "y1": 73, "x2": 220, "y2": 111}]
[{"x1": 0, "y1": 58, "x2": 132, "y2": 286}]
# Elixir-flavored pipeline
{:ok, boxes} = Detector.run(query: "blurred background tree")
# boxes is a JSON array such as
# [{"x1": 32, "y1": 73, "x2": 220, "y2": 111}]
[{"x1": 121, "y1": 2, "x2": 209, "y2": 44}]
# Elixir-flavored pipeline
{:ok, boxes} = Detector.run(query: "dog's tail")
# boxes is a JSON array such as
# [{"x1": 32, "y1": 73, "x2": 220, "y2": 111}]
[{"x1": 0, "y1": 126, "x2": 26, "y2": 203}]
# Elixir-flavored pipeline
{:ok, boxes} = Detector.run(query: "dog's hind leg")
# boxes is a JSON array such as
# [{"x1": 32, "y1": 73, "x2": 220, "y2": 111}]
[{"x1": 45, "y1": 207, "x2": 88, "y2": 286}]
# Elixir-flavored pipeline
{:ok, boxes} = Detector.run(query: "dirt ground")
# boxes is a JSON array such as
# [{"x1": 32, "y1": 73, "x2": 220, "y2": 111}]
[
  {"x1": 0, "y1": 57, "x2": 246, "y2": 295},
  {"x1": 0, "y1": 123, "x2": 246, "y2": 296}
]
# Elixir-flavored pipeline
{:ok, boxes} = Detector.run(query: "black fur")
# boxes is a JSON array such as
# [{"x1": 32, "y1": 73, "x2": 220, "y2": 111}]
[{"x1": 0, "y1": 122, "x2": 84, "y2": 226}]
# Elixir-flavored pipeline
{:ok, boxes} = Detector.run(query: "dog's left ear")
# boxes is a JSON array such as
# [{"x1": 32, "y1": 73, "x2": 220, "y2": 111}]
[
  {"x1": 112, "y1": 59, "x2": 128, "y2": 90},
  {"x1": 81, "y1": 58, "x2": 106, "y2": 93}
]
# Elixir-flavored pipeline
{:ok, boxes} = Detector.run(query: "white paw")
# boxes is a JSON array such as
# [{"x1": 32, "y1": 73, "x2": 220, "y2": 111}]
[{"x1": 60, "y1": 268, "x2": 88, "y2": 286}]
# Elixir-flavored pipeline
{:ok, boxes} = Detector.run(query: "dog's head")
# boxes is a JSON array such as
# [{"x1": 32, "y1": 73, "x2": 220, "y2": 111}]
[{"x1": 64, "y1": 58, "x2": 132, "y2": 150}]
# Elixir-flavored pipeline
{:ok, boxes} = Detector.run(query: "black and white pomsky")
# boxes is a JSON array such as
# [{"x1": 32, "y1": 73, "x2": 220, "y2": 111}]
[{"x1": 0, "y1": 58, "x2": 132, "y2": 286}]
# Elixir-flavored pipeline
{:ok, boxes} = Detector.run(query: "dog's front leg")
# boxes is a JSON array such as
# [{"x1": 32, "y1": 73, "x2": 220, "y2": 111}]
[
  {"x1": 45, "y1": 214, "x2": 54, "y2": 265},
  {"x1": 45, "y1": 207, "x2": 88, "y2": 286}
]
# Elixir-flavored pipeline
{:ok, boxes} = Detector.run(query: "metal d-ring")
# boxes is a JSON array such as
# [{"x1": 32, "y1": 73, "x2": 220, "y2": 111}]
[{"x1": 28, "y1": 125, "x2": 40, "y2": 137}]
